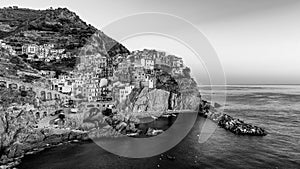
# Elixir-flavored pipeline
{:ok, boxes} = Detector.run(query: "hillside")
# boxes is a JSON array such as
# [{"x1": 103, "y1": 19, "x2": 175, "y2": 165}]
[
  {"x1": 0, "y1": 7, "x2": 129, "y2": 73},
  {"x1": 0, "y1": 7, "x2": 128, "y2": 53},
  {"x1": 0, "y1": 48, "x2": 38, "y2": 79},
  {"x1": 0, "y1": 7, "x2": 94, "y2": 49}
]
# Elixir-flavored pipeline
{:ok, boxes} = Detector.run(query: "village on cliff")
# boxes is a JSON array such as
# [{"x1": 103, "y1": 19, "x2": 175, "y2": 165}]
[{"x1": 0, "y1": 38, "x2": 188, "y2": 126}]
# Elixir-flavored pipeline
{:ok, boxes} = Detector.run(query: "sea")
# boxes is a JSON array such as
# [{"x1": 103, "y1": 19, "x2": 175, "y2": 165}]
[{"x1": 17, "y1": 85, "x2": 300, "y2": 169}]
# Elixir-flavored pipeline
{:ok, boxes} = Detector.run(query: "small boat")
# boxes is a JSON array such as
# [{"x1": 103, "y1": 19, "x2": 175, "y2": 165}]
[
  {"x1": 166, "y1": 155, "x2": 176, "y2": 161},
  {"x1": 151, "y1": 115, "x2": 158, "y2": 120},
  {"x1": 152, "y1": 129, "x2": 163, "y2": 135},
  {"x1": 126, "y1": 133, "x2": 139, "y2": 137},
  {"x1": 161, "y1": 114, "x2": 170, "y2": 118},
  {"x1": 146, "y1": 128, "x2": 163, "y2": 136}
]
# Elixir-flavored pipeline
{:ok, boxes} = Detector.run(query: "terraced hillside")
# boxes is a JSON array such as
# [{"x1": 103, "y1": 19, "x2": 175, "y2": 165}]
[{"x1": 0, "y1": 7, "x2": 129, "y2": 73}]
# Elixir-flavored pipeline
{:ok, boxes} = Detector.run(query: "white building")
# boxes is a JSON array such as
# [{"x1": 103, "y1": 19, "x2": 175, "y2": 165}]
[
  {"x1": 119, "y1": 85, "x2": 135, "y2": 102},
  {"x1": 172, "y1": 67, "x2": 184, "y2": 75},
  {"x1": 51, "y1": 77, "x2": 74, "y2": 95},
  {"x1": 141, "y1": 58, "x2": 154, "y2": 70},
  {"x1": 145, "y1": 76, "x2": 155, "y2": 89},
  {"x1": 22, "y1": 44, "x2": 39, "y2": 55},
  {"x1": 172, "y1": 56, "x2": 184, "y2": 68}
]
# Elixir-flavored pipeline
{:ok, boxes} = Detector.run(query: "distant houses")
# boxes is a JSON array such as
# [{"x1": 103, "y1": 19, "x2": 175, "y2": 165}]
[
  {"x1": 21, "y1": 43, "x2": 68, "y2": 61},
  {"x1": 0, "y1": 39, "x2": 71, "y2": 62},
  {"x1": 0, "y1": 40, "x2": 16, "y2": 55},
  {"x1": 111, "y1": 49, "x2": 185, "y2": 103},
  {"x1": 1, "y1": 39, "x2": 187, "y2": 105}
]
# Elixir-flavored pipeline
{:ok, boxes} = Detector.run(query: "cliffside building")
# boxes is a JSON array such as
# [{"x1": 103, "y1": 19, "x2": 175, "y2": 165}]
[
  {"x1": 141, "y1": 58, "x2": 154, "y2": 70},
  {"x1": 119, "y1": 85, "x2": 135, "y2": 102}
]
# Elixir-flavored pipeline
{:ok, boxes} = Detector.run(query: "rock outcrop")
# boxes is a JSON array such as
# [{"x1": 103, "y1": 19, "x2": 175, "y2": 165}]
[
  {"x1": 131, "y1": 88, "x2": 170, "y2": 117},
  {"x1": 199, "y1": 100, "x2": 267, "y2": 136},
  {"x1": 118, "y1": 72, "x2": 201, "y2": 119},
  {"x1": 175, "y1": 77, "x2": 201, "y2": 111},
  {"x1": 0, "y1": 89, "x2": 89, "y2": 165}
]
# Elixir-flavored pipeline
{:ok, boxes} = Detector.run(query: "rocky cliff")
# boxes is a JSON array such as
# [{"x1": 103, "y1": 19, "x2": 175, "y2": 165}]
[
  {"x1": 129, "y1": 88, "x2": 170, "y2": 117},
  {"x1": 115, "y1": 69, "x2": 201, "y2": 119},
  {"x1": 0, "y1": 107, "x2": 89, "y2": 165},
  {"x1": 0, "y1": 88, "x2": 89, "y2": 165}
]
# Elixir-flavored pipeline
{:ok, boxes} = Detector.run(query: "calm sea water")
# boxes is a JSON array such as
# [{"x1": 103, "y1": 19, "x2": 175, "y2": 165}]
[{"x1": 17, "y1": 85, "x2": 300, "y2": 169}]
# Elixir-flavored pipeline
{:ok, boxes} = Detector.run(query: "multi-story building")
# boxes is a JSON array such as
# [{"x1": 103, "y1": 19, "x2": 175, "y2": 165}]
[
  {"x1": 172, "y1": 67, "x2": 184, "y2": 75},
  {"x1": 119, "y1": 84, "x2": 135, "y2": 102},
  {"x1": 132, "y1": 67, "x2": 146, "y2": 82},
  {"x1": 22, "y1": 44, "x2": 39, "y2": 56},
  {"x1": 141, "y1": 58, "x2": 155, "y2": 70},
  {"x1": 51, "y1": 78, "x2": 73, "y2": 95},
  {"x1": 144, "y1": 75, "x2": 156, "y2": 89},
  {"x1": 40, "y1": 70, "x2": 56, "y2": 78},
  {"x1": 170, "y1": 56, "x2": 184, "y2": 68}
]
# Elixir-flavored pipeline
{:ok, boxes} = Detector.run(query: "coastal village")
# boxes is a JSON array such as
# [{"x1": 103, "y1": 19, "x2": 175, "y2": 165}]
[
  {"x1": 0, "y1": 38, "x2": 266, "y2": 137},
  {"x1": 0, "y1": 38, "x2": 188, "y2": 127}
]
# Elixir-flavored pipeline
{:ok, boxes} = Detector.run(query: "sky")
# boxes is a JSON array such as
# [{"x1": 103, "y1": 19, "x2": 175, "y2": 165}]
[{"x1": 1, "y1": 0, "x2": 300, "y2": 85}]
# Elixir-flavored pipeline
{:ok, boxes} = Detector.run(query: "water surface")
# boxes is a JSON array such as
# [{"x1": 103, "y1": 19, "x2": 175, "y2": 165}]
[{"x1": 18, "y1": 85, "x2": 300, "y2": 169}]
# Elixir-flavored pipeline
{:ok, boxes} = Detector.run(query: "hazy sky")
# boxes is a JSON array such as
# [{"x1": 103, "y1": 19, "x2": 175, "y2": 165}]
[{"x1": 1, "y1": 0, "x2": 300, "y2": 84}]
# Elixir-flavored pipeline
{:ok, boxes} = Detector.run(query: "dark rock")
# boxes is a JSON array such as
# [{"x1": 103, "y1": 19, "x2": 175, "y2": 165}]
[{"x1": 199, "y1": 100, "x2": 267, "y2": 136}]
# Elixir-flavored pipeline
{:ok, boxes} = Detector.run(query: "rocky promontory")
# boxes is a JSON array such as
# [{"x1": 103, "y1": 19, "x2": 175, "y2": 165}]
[{"x1": 199, "y1": 100, "x2": 267, "y2": 136}]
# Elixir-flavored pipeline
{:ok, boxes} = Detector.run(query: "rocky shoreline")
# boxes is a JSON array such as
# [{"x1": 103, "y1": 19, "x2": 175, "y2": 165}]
[
  {"x1": 199, "y1": 100, "x2": 267, "y2": 136},
  {"x1": 0, "y1": 139, "x2": 89, "y2": 169},
  {"x1": 0, "y1": 86, "x2": 267, "y2": 168},
  {"x1": 0, "y1": 129, "x2": 90, "y2": 168},
  {"x1": 0, "y1": 100, "x2": 268, "y2": 168}
]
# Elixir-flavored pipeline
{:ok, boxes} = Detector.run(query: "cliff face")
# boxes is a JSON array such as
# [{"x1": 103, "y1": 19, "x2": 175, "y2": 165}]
[
  {"x1": 0, "y1": 88, "x2": 88, "y2": 164},
  {"x1": 0, "y1": 106, "x2": 89, "y2": 164},
  {"x1": 117, "y1": 71, "x2": 201, "y2": 118},
  {"x1": 175, "y1": 77, "x2": 201, "y2": 110},
  {"x1": 0, "y1": 107, "x2": 38, "y2": 162},
  {"x1": 131, "y1": 88, "x2": 170, "y2": 116}
]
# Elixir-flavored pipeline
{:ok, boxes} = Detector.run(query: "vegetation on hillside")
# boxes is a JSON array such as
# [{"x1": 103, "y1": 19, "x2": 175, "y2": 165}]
[
  {"x1": 0, "y1": 87, "x2": 36, "y2": 108},
  {"x1": 0, "y1": 7, "x2": 129, "y2": 74}
]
